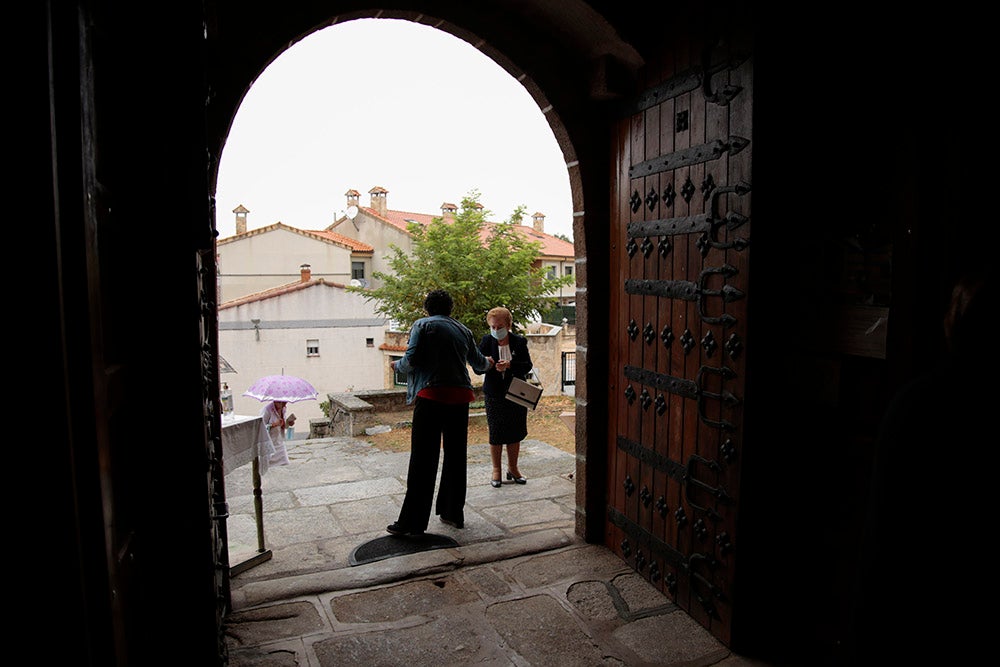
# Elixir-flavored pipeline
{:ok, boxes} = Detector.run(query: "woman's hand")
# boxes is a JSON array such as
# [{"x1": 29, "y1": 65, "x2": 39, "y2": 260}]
[{"x1": 496, "y1": 359, "x2": 510, "y2": 372}]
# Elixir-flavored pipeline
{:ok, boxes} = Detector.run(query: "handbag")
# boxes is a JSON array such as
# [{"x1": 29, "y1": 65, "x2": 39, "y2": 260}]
[{"x1": 505, "y1": 375, "x2": 543, "y2": 410}]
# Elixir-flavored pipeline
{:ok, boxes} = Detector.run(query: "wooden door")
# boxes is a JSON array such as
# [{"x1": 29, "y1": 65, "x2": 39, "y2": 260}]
[
  {"x1": 47, "y1": 4, "x2": 231, "y2": 660},
  {"x1": 606, "y1": 35, "x2": 752, "y2": 646}
]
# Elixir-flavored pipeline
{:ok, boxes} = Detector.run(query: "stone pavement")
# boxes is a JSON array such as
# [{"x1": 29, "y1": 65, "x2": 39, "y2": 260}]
[{"x1": 222, "y1": 434, "x2": 774, "y2": 666}]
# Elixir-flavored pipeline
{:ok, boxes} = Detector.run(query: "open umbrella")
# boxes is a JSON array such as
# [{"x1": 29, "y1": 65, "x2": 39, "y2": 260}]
[{"x1": 243, "y1": 374, "x2": 319, "y2": 403}]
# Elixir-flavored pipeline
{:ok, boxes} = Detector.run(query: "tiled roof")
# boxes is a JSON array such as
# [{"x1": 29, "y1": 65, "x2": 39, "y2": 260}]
[
  {"x1": 350, "y1": 208, "x2": 574, "y2": 259},
  {"x1": 308, "y1": 229, "x2": 375, "y2": 253},
  {"x1": 486, "y1": 224, "x2": 574, "y2": 259},
  {"x1": 377, "y1": 208, "x2": 439, "y2": 233},
  {"x1": 218, "y1": 222, "x2": 374, "y2": 253},
  {"x1": 218, "y1": 277, "x2": 347, "y2": 310}
]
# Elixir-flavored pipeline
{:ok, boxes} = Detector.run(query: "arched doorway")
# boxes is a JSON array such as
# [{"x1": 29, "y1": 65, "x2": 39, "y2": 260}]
[
  {"x1": 202, "y1": 5, "x2": 638, "y2": 658},
  {"x1": 42, "y1": 2, "x2": 772, "y2": 664},
  {"x1": 206, "y1": 1, "x2": 758, "y2": 653},
  {"x1": 212, "y1": 17, "x2": 577, "y2": 427}
]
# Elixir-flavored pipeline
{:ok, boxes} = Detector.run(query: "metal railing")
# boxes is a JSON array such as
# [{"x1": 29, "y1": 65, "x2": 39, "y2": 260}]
[{"x1": 562, "y1": 351, "x2": 576, "y2": 389}]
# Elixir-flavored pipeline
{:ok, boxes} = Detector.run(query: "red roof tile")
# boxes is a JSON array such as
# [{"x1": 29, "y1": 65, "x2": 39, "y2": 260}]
[
  {"x1": 217, "y1": 222, "x2": 374, "y2": 253},
  {"x1": 218, "y1": 277, "x2": 347, "y2": 310},
  {"x1": 307, "y1": 229, "x2": 375, "y2": 253},
  {"x1": 349, "y1": 208, "x2": 574, "y2": 260}
]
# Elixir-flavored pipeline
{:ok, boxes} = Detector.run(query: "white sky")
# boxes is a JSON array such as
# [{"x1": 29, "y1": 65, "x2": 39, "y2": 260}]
[{"x1": 214, "y1": 18, "x2": 574, "y2": 240}]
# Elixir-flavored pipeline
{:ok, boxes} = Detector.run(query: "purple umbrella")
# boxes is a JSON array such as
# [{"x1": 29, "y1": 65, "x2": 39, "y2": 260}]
[{"x1": 243, "y1": 374, "x2": 319, "y2": 403}]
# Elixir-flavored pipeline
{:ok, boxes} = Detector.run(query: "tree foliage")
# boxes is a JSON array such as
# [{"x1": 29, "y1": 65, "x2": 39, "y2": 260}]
[{"x1": 348, "y1": 190, "x2": 574, "y2": 336}]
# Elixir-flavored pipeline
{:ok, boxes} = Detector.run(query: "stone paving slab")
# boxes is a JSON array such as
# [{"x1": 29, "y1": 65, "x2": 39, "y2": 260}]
[
  {"x1": 223, "y1": 436, "x2": 774, "y2": 667},
  {"x1": 487, "y1": 594, "x2": 612, "y2": 665},
  {"x1": 227, "y1": 545, "x2": 773, "y2": 667},
  {"x1": 226, "y1": 436, "x2": 576, "y2": 588}
]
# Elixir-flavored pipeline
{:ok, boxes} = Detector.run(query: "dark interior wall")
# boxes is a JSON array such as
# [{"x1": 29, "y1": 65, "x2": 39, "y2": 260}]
[
  {"x1": 731, "y1": 9, "x2": 995, "y2": 661},
  {"x1": 35, "y1": 0, "x2": 100, "y2": 659}
]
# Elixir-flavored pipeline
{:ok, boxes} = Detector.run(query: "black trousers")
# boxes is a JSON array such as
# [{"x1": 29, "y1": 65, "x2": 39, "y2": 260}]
[{"x1": 395, "y1": 397, "x2": 470, "y2": 530}]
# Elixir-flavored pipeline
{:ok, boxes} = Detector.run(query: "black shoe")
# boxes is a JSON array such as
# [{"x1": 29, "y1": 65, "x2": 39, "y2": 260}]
[
  {"x1": 490, "y1": 475, "x2": 502, "y2": 488},
  {"x1": 386, "y1": 522, "x2": 423, "y2": 536},
  {"x1": 440, "y1": 517, "x2": 464, "y2": 529},
  {"x1": 506, "y1": 471, "x2": 527, "y2": 484}
]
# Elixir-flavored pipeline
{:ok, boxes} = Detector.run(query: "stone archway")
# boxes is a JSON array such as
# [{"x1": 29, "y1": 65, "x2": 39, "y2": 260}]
[{"x1": 204, "y1": 5, "x2": 639, "y2": 555}]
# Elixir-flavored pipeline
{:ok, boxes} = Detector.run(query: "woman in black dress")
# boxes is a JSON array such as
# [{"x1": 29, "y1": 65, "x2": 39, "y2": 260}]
[{"x1": 478, "y1": 307, "x2": 534, "y2": 487}]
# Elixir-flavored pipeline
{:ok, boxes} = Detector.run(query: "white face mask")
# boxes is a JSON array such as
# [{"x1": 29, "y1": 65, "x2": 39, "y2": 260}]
[{"x1": 490, "y1": 326, "x2": 508, "y2": 340}]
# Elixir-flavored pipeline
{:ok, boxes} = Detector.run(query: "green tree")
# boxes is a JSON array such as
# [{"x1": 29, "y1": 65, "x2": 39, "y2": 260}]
[{"x1": 349, "y1": 190, "x2": 574, "y2": 336}]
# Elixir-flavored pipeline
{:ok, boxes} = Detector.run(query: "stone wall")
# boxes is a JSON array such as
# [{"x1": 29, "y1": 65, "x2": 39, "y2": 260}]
[
  {"x1": 524, "y1": 322, "x2": 574, "y2": 395},
  {"x1": 308, "y1": 386, "x2": 486, "y2": 439},
  {"x1": 352, "y1": 388, "x2": 410, "y2": 413},
  {"x1": 322, "y1": 393, "x2": 377, "y2": 437}
]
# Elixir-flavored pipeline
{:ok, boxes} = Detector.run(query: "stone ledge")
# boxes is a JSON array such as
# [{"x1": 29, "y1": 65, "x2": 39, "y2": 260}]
[
  {"x1": 309, "y1": 390, "x2": 488, "y2": 439},
  {"x1": 326, "y1": 393, "x2": 376, "y2": 437}
]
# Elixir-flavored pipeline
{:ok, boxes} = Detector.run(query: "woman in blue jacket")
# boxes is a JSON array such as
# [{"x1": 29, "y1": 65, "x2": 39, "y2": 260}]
[
  {"x1": 478, "y1": 306, "x2": 534, "y2": 487},
  {"x1": 387, "y1": 290, "x2": 494, "y2": 534}
]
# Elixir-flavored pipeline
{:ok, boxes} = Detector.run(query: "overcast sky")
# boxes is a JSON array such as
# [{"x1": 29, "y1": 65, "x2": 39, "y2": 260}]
[{"x1": 214, "y1": 18, "x2": 574, "y2": 240}]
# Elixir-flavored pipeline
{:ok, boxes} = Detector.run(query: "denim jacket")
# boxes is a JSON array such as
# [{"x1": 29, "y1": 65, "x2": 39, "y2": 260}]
[{"x1": 395, "y1": 314, "x2": 492, "y2": 404}]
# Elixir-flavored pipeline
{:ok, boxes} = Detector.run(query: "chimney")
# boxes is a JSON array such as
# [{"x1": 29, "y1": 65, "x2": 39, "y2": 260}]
[
  {"x1": 300, "y1": 264, "x2": 311, "y2": 282},
  {"x1": 234, "y1": 204, "x2": 249, "y2": 235},
  {"x1": 441, "y1": 202, "x2": 457, "y2": 220},
  {"x1": 532, "y1": 212, "x2": 545, "y2": 233},
  {"x1": 369, "y1": 186, "x2": 388, "y2": 217},
  {"x1": 345, "y1": 189, "x2": 360, "y2": 209}
]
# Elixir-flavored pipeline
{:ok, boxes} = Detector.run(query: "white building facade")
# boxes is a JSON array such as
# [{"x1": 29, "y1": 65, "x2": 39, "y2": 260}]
[
  {"x1": 216, "y1": 220, "x2": 374, "y2": 303},
  {"x1": 218, "y1": 269, "x2": 389, "y2": 428}
]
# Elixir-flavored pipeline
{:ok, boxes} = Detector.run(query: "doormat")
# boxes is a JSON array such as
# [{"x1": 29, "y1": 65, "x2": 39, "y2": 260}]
[{"x1": 348, "y1": 533, "x2": 459, "y2": 566}]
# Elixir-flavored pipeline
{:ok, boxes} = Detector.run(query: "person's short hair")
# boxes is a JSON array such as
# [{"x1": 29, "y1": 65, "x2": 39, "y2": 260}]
[
  {"x1": 424, "y1": 289, "x2": 453, "y2": 316},
  {"x1": 486, "y1": 306, "x2": 512, "y2": 328}
]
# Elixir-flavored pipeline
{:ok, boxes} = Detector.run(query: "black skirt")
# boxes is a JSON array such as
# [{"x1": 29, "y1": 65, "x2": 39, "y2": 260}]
[{"x1": 484, "y1": 393, "x2": 528, "y2": 444}]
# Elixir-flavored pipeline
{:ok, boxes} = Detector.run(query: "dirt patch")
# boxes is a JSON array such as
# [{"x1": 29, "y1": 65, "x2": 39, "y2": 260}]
[{"x1": 360, "y1": 394, "x2": 577, "y2": 454}]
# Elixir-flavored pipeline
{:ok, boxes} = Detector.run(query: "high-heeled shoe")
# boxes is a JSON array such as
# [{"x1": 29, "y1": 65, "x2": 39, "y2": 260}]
[
  {"x1": 506, "y1": 471, "x2": 527, "y2": 484},
  {"x1": 490, "y1": 474, "x2": 502, "y2": 488}
]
